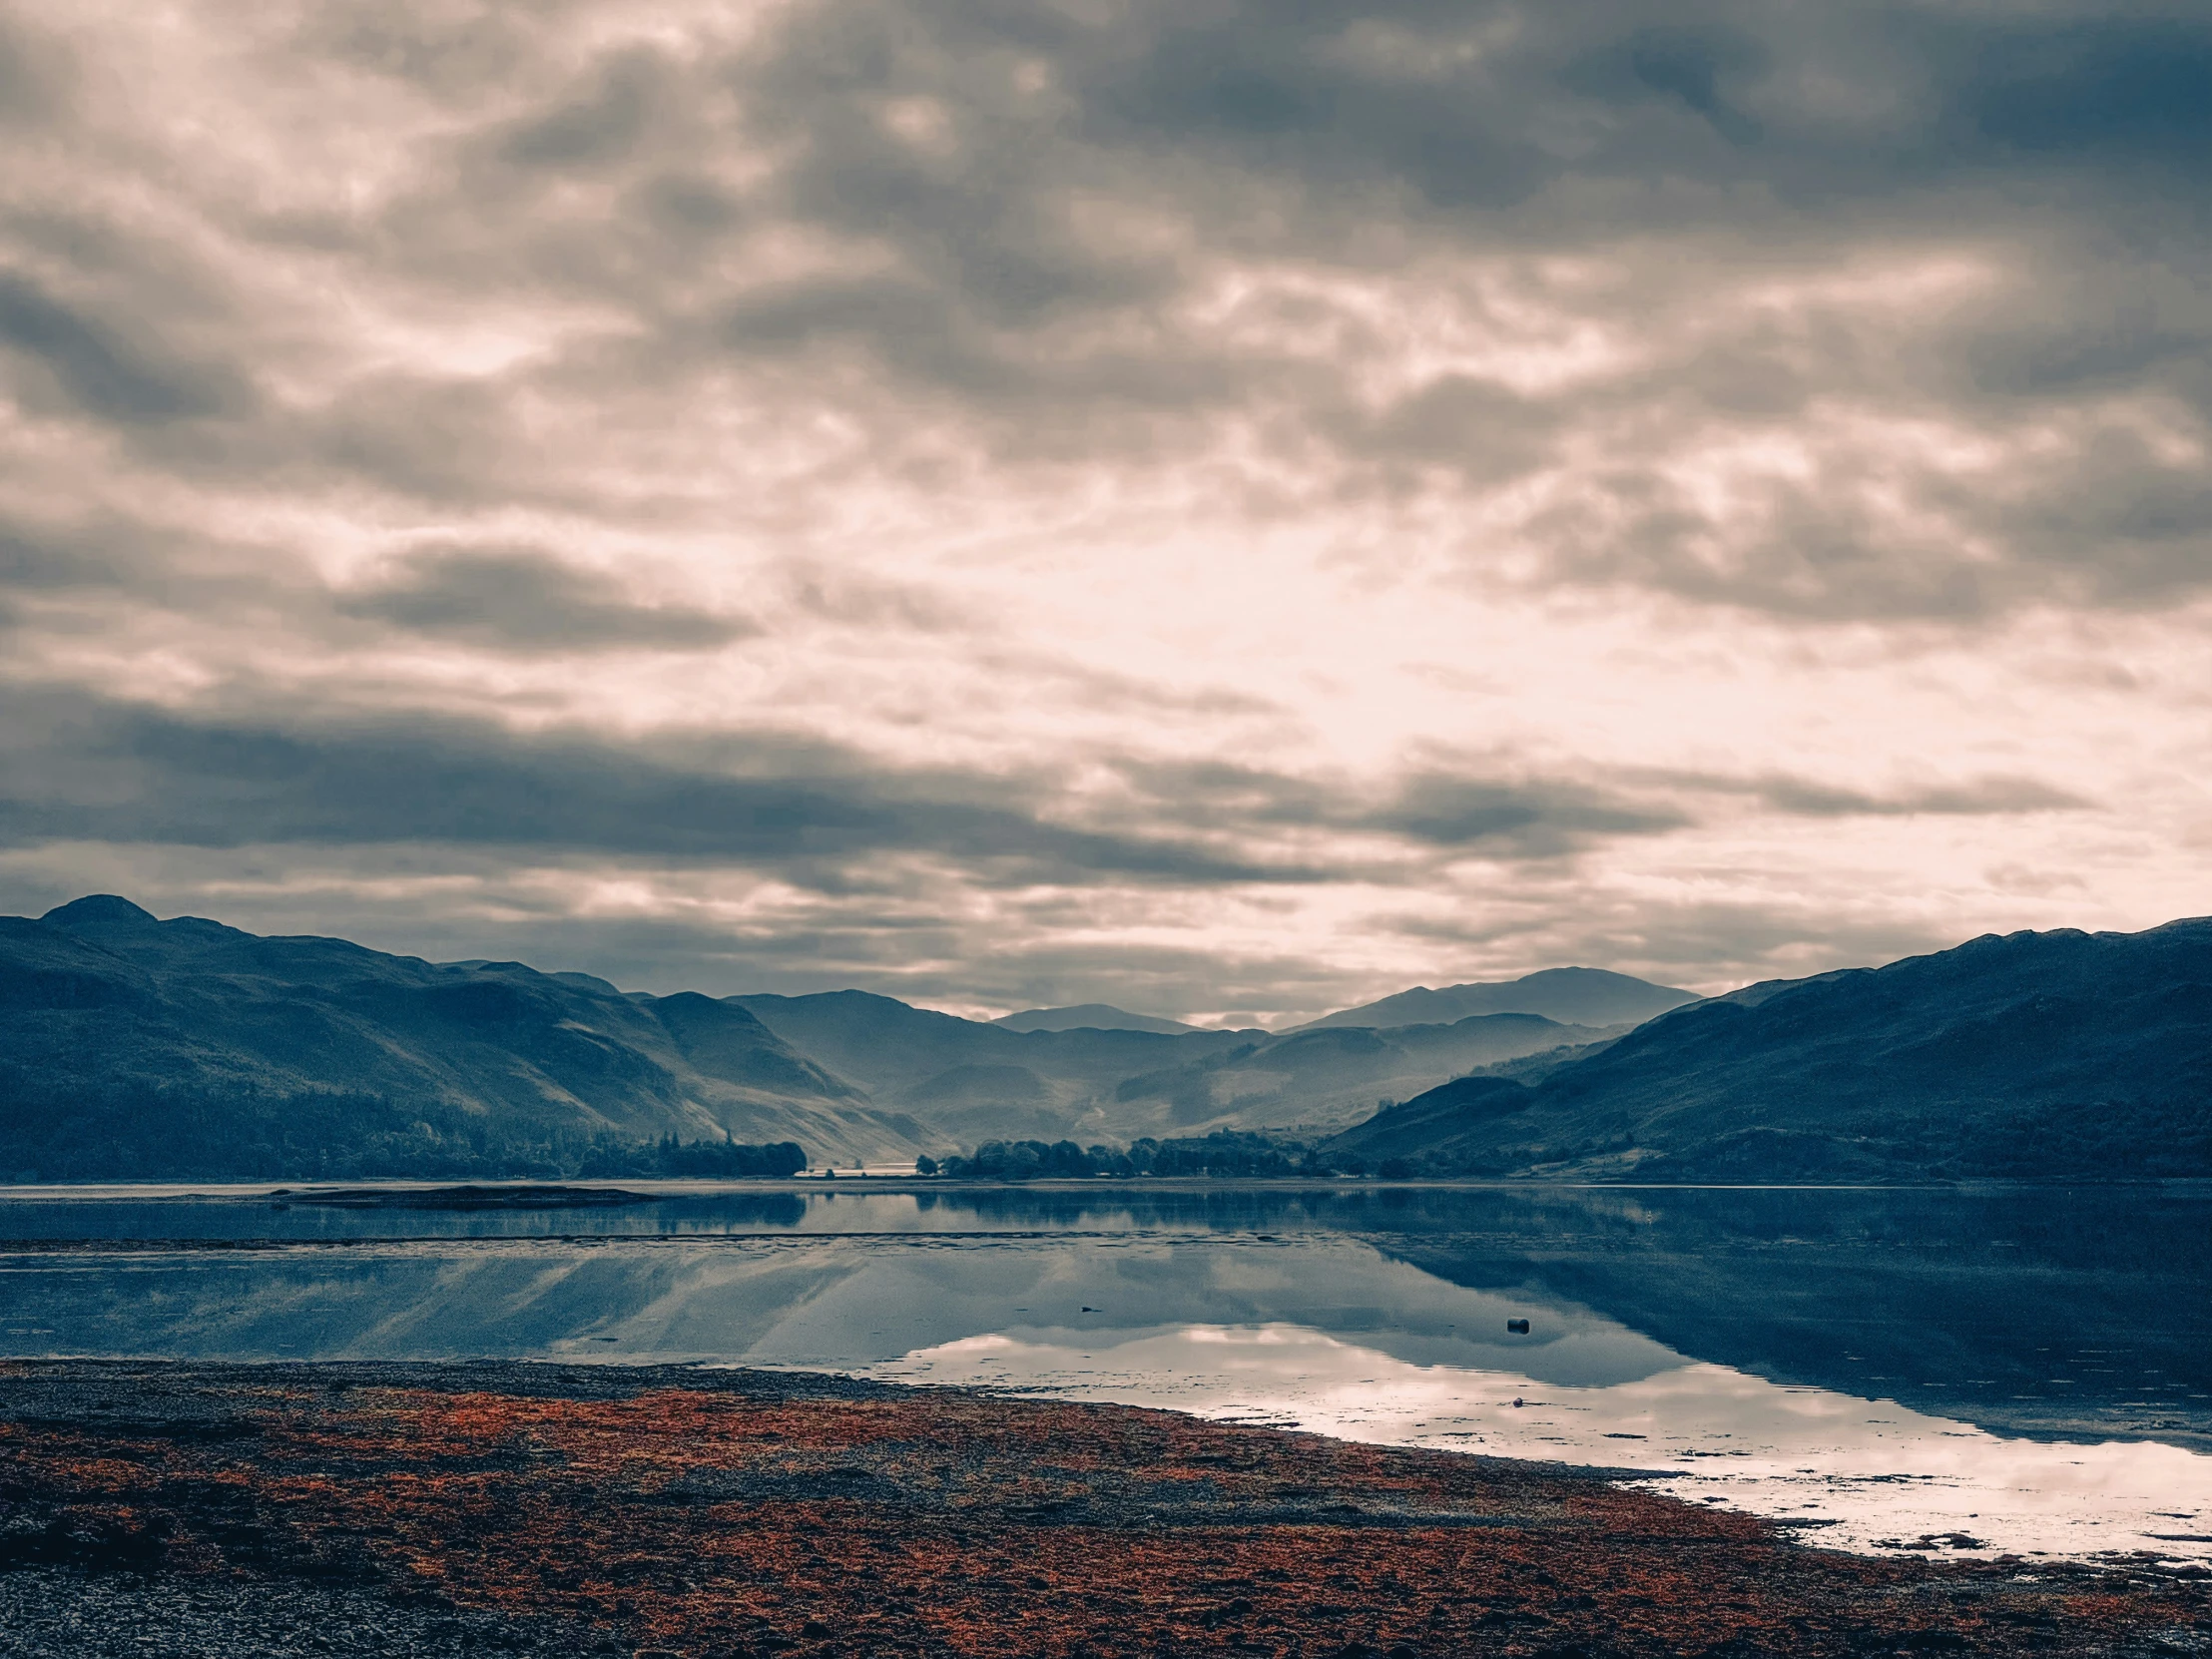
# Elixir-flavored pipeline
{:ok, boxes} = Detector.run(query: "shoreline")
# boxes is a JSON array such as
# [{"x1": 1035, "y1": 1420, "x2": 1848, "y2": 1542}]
[
  {"x1": 9, "y1": 1175, "x2": 2212, "y2": 1201},
  {"x1": 2, "y1": 1359, "x2": 2205, "y2": 1657}
]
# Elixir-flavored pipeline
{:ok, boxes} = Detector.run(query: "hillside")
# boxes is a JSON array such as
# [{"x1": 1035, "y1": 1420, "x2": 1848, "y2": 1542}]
[
  {"x1": 1298, "y1": 967, "x2": 1695, "y2": 1032},
  {"x1": 1101, "y1": 1013, "x2": 1620, "y2": 1135},
  {"x1": 1325, "y1": 918, "x2": 2212, "y2": 1180},
  {"x1": 0, "y1": 897, "x2": 929, "y2": 1178}
]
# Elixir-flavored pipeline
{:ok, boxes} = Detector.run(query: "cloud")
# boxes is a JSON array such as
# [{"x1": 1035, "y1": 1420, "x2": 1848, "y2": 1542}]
[
  {"x1": 1371, "y1": 771, "x2": 1685, "y2": 851},
  {"x1": 13, "y1": 0, "x2": 2207, "y2": 612},
  {"x1": 336, "y1": 543, "x2": 755, "y2": 653},
  {"x1": 1615, "y1": 767, "x2": 2097, "y2": 821},
  {"x1": 0, "y1": 270, "x2": 244, "y2": 426},
  {"x1": 0, "y1": 690, "x2": 1327, "y2": 886},
  {"x1": 1102, "y1": 757, "x2": 1688, "y2": 862},
  {"x1": 1948, "y1": 16, "x2": 2212, "y2": 166},
  {"x1": 0, "y1": 0, "x2": 2204, "y2": 1019},
  {"x1": 1749, "y1": 773, "x2": 2092, "y2": 819},
  {"x1": 678, "y1": 0, "x2": 2212, "y2": 617},
  {"x1": 2, "y1": 686, "x2": 1757, "y2": 893}
]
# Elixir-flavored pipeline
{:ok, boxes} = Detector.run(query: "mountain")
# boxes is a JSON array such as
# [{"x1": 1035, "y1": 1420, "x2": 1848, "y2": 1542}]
[
  {"x1": 1297, "y1": 967, "x2": 1696, "y2": 1032},
  {"x1": 1324, "y1": 918, "x2": 2212, "y2": 1181},
  {"x1": 0, "y1": 895, "x2": 1649, "y2": 1179},
  {"x1": 0, "y1": 896, "x2": 931, "y2": 1179},
  {"x1": 1101, "y1": 1013, "x2": 1621, "y2": 1134},
  {"x1": 991, "y1": 1004, "x2": 1204, "y2": 1035},
  {"x1": 735, "y1": 990, "x2": 1606, "y2": 1143}
]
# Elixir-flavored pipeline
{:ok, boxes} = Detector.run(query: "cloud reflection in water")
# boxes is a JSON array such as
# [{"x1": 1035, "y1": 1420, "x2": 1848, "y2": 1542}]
[{"x1": 866, "y1": 1322, "x2": 2212, "y2": 1565}]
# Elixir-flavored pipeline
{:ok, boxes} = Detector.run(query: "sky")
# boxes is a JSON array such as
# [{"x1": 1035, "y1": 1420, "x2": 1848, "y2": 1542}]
[{"x1": 0, "y1": 0, "x2": 2207, "y2": 1024}]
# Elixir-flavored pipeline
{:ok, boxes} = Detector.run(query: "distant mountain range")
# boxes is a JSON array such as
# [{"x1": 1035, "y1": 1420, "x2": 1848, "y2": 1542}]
[
  {"x1": 988, "y1": 974, "x2": 1697, "y2": 1037},
  {"x1": 1326, "y1": 918, "x2": 2212, "y2": 1180},
  {"x1": 729, "y1": 991, "x2": 1611, "y2": 1147},
  {"x1": 19, "y1": 895, "x2": 2197, "y2": 1184},
  {"x1": 1294, "y1": 968, "x2": 1697, "y2": 1031},
  {"x1": 990, "y1": 1004, "x2": 1207, "y2": 1035},
  {"x1": 0, "y1": 896, "x2": 1628, "y2": 1179}
]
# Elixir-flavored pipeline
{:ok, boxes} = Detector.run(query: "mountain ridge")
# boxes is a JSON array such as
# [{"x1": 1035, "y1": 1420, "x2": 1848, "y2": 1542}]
[
  {"x1": 0, "y1": 896, "x2": 1623, "y2": 1177},
  {"x1": 1324, "y1": 917, "x2": 2212, "y2": 1181},
  {"x1": 990, "y1": 1003, "x2": 1209, "y2": 1036},
  {"x1": 732, "y1": 990, "x2": 1605, "y2": 1143},
  {"x1": 0, "y1": 896, "x2": 924, "y2": 1178},
  {"x1": 1296, "y1": 967, "x2": 1696, "y2": 1032}
]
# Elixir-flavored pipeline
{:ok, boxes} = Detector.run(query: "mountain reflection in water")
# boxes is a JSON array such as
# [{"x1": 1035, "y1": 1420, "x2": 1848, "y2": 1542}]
[{"x1": 1, "y1": 1180, "x2": 2206, "y2": 1561}]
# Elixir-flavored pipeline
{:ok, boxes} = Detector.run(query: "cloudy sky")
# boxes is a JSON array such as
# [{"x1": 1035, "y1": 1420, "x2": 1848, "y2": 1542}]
[{"x1": 1, "y1": 0, "x2": 2207, "y2": 1023}]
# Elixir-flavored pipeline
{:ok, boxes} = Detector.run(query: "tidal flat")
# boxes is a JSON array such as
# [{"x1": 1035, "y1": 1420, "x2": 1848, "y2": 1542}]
[
  {"x1": 3, "y1": 1359, "x2": 2207, "y2": 1659},
  {"x1": 5, "y1": 1180, "x2": 2209, "y2": 1565}
]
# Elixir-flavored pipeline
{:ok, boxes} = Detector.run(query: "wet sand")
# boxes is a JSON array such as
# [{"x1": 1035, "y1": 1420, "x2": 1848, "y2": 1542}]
[{"x1": 0, "y1": 1360, "x2": 2204, "y2": 1658}]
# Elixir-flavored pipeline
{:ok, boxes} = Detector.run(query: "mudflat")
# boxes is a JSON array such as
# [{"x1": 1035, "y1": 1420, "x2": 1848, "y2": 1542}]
[{"x1": 0, "y1": 1361, "x2": 2202, "y2": 1658}]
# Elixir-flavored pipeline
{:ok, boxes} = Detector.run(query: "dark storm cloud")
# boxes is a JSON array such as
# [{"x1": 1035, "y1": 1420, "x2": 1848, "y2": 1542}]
[
  {"x1": 658, "y1": 0, "x2": 2210, "y2": 616},
  {"x1": 336, "y1": 544, "x2": 756, "y2": 653},
  {"x1": 1112, "y1": 752, "x2": 2081, "y2": 863},
  {"x1": 0, "y1": 692, "x2": 1735, "y2": 884},
  {"x1": 0, "y1": 0, "x2": 2201, "y2": 1014},
  {"x1": 0, "y1": 270, "x2": 246, "y2": 427},
  {"x1": 1371, "y1": 772, "x2": 1684, "y2": 851},
  {"x1": 1384, "y1": 897, "x2": 1958, "y2": 988},
  {"x1": 0, "y1": 691, "x2": 1321, "y2": 886},
  {"x1": 1948, "y1": 17, "x2": 2212, "y2": 167},
  {"x1": 0, "y1": 515, "x2": 126, "y2": 593},
  {"x1": 1, "y1": 686, "x2": 2084, "y2": 903},
  {"x1": 6, "y1": 0, "x2": 2199, "y2": 615},
  {"x1": 1107, "y1": 758, "x2": 1685, "y2": 860},
  {"x1": 1748, "y1": 773, "x2": 2092, "y2": 819}
]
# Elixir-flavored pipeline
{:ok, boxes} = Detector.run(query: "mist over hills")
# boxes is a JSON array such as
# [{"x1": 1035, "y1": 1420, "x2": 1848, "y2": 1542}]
[
  {"x1": 1327, "y1": 918, "x2": 2212, "y2": 1180},
  {"x1": 731, "y1": 992, "x2": 1608, "y2": 1145},
  {"x1": 0, "y1": 896, "x2": 1615, "y2": 1178}
]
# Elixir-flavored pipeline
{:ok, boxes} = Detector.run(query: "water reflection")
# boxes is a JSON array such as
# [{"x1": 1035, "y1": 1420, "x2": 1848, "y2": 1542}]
[
  {"x1": 876, "y1": 1325, "x2": 2212, "y2": 1562},
  {"x1": 2, "y1": 1180, "x2": 2206, "y2": 1562}
]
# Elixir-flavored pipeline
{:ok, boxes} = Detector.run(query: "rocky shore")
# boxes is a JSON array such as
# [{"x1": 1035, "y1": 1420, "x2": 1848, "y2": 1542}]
[{"x1": 0, "y1": 1360, "x2": 2204, "y2": 1657}]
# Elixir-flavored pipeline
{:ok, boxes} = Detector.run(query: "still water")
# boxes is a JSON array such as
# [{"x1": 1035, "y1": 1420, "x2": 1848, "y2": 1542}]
[{"x1": 3, "y1": 1181, "x2": 2207, "y2": 1565}]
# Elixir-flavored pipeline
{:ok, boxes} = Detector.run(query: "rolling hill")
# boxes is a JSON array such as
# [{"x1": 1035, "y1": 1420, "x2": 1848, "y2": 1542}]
[
  {"x1": 0, "y1": 896, "x2": 928, "y2": 1178},
  {"x1": 1099, "y1": 1013, "x2": 1621, "y2": 1135},
  {"x1": 1325, "y1": 918, "x2": 2212, "y2": 1180}
]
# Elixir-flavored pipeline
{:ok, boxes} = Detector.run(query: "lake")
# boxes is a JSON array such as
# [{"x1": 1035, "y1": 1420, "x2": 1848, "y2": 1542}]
[{"x1": 3, "y1": 1180, "x2": 2207, "y2": 1566}]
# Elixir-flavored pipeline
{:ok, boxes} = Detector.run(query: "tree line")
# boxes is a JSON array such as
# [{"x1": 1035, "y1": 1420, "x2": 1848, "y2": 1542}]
[
  {"x1": 0, "y1": 1074, "x2": 809, "y2": 1182},
  {"x1": 917, "y1": 1130, "x2": 1377, "y2": 1181}
]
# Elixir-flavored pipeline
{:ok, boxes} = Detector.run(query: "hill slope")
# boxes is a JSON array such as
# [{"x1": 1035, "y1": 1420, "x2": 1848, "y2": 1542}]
[
  {"x1": 1102, "y1": 1013, "x2": 1620, "y2": 1134},
  {"x1": 1298, "y1": 967, "x2": 1695, "y2": 1032},
  {"x1": 1325, "y1": 919, "x2": 2212, "y2": 1180},
  {"x1": 0, "y1": 897, "x2": 929, "y2": 1178}
]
